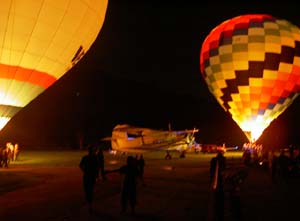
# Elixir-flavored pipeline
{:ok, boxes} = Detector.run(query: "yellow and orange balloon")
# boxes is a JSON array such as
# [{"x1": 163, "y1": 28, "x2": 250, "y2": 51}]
[
  {"x1": 0, "y1": 0, "x2": 108, "y2": 130},
  {"x1": 200, "y1": 14, "x2": 300, "y2": 142}
]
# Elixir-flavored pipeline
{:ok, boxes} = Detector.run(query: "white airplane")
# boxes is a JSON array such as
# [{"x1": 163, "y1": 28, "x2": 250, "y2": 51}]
[{"x1": 102, "y1": 124, "x2": 199, "y2": 154}]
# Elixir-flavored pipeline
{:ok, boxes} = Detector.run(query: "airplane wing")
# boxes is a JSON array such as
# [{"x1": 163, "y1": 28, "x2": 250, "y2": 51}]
[{"x1": 101, "y1": 136, "x2": 112, "y2": 141}]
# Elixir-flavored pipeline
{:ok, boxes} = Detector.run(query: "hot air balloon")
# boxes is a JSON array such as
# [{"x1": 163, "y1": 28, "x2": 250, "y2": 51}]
[
  {"x1": 0, "y1": 0, "x2": 108, "y2": 130},
  {"x1": 200, "y1": 14, "x2": 300, "y2": 142}
]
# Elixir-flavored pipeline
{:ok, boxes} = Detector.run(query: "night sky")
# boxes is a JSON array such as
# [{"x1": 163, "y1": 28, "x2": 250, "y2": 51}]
[{"x1": 0, "y1": 1, "x2": 299, "y2": 149}]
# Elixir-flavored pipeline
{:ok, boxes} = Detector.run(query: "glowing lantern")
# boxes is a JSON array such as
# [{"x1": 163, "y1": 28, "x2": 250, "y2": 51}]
[
  {"x1": 0, "y1": 0, "x2": 108, "y2": 130},
  {"x1": 200, "y1": 14, "x2": 300, "y2": 142}
]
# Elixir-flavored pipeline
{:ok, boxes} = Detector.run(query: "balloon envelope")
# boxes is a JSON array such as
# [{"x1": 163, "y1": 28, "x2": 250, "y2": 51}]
[
  {"x1": 200, "y1": 14, "x2": 300, "y2": 142},
  {"x1": 0, "y1": 0, "x2": 108, "y2": 130}
]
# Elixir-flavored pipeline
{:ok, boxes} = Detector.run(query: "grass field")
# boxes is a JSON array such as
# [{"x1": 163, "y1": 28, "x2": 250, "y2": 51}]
[
  {"x1": 1, "y1": 150, "x2": 230, "y2": 194},
  {"x1": 1, "y1": 150, "x2": 299, "y2": 221}
]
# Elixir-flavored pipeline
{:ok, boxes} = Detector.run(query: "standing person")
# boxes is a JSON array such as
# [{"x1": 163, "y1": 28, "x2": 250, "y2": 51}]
[
  {"x1": 137, "y1": 154, "x2": 145, "y2": 185},
  {"x1": 165, "y1": 150, "x2": 172, "y2": 160},
  {"x1": 79, "y1": 145, "x2": 100, "y2": 214},
  {"x1": 105, "y1": 156, "x2": 140, "y2": 215},
  {"x1": 209, "y1": 151, "x2": 226, "y2": 221},
  {"x1": 13, "y1": 143, "x2": 20, "y2": 161},
  {"x1": 226, "y1": 169, "x2": 248, "y2": 221},
  {"x1": 0, "y1": 146, "x2": 9, "y2": 167},
  {"x1": 1, "y1": 144, "x2": 12, "y2": 167},
  {"x1": 278, "y1": 149, "x2": 290, "y2": 183},
  {"x1": 271, "y1": 153, "x2": 279, "y2": 183},
  {"x1": 96, "y1": 146, "x2": 106, "y2": 181}
]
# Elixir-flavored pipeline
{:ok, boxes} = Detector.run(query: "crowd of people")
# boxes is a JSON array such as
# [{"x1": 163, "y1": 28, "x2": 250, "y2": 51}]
[
  {"x1": 242, "y1": 143, "x2": 300, "y2": 183},
  {"x1": 270, "y1": 147, "x2": 300, "y2": 183},
  {"x1": 78, "y1": 141, "x2": 300, "y2": 219},
  {"x1": 0, "y1": 142, "x2": 20, "y2": 168}
]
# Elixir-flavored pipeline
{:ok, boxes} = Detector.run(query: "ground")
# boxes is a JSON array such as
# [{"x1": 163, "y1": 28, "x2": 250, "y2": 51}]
[{"x1": 0, "y1": 150, "x2": 299, "y2": 221}]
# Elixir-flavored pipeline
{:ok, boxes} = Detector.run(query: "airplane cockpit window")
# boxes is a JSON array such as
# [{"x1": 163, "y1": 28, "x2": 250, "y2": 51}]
[{"x1": 127, "y1": 133, "x2": 142, "y2": 140}]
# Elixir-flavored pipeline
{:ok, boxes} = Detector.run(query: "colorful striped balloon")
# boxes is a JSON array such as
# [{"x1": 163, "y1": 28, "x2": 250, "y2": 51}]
[
  {"x1": 0, "y1": 0, "x2": 108, "y2": 130},
  {"x1": 200, "y1": 14, "x2": 300, "y2": 142}
]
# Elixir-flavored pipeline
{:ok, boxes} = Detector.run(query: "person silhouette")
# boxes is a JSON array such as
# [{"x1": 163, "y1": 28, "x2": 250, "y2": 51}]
[
  {"x1": 209, "y1": 151, "x2": 226, "y2": 221},
  {"x1": 278, "y1": 150, "x2": 290, "y2": 183},
  {"x1": 137, "y1": 154, "x2": 145, "y2": 185},
  {"x1": 96, "y1": 146, "x2": 106, "y2": 181},
  {"x1": 105, "y1": 156, "x2": 140, "y2": 215},
  {"x1": 79, "y1": 145, "x2": 100, "y2": 214},
  {"x1": 165, "y1": 150, "x2": 172, "y2": 160}
]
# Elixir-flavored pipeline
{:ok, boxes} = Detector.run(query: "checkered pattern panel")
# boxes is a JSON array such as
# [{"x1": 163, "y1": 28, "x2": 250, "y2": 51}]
[{"x1": 200, "y1": 14, "x2": 300, "y2": 132}]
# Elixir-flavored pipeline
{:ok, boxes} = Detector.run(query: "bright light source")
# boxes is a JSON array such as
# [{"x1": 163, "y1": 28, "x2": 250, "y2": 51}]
[
  {"x1": 0, "y1": 117, "x2": 10, "y2": 130},
  {"x1": 239, "y1": 117, "x2": 271, "y2": 142}
]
